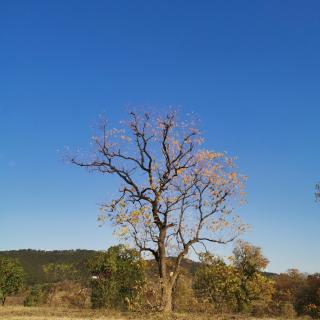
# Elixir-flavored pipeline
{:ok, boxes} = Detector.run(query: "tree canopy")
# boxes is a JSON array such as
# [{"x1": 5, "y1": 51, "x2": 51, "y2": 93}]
[
  {"x1": 88, "y1": 245, "x2": 145, "y2": 309},
  {"x1": 0, "y1": 256, "x2": 25, "y2": 305},
  {"x1": 71, "y1": 110, "x2": 247, "y2": 311}
]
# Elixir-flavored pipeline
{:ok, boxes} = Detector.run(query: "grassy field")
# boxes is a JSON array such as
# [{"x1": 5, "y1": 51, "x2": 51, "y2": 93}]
[
  {"x1": 0, "y1": 306, "x2": 125, "y2": 320},
  {"x1": 0, "y1": 306, "x2": 275, "y2": 320}
]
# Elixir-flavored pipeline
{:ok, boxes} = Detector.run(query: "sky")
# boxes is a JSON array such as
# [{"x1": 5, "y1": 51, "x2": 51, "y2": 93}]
[{"x1": 1, "y1": 0, "x2": 320, "y2": 273}]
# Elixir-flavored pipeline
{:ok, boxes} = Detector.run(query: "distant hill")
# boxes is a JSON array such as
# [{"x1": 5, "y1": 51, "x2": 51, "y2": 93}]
[
  {"x1": 0, "y1": 249, "x2": 96, "y2": 285},
  {"x1": 0, "y1": 249, "x2": 278, "y2": 286},
  {"x1": 0, "y1": 249, "x2": 200, "y2": 285}
]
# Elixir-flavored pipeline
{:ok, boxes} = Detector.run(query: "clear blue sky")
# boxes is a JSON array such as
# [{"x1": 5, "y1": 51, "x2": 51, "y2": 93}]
[{"x1": 1, "y1": 0, "x2": 320, "y2": 273}]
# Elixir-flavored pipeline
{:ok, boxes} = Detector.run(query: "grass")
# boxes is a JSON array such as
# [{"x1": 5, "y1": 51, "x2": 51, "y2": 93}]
[
  {"x1": 0, "y1": 306, "x2": 298, "y2": 320},
  {"x1": 0, "y1": 306, "x2": 124, "y2": 320}
]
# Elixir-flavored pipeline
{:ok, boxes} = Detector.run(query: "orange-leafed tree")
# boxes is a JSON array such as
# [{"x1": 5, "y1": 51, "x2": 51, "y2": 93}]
[{"x1": 71, "y1": 110, "x2": 246, "y2": 312}]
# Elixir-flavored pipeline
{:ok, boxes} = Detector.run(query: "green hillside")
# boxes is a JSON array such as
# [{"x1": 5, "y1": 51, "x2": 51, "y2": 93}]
[
  {"x1": 0, "y1": 249, "x2": 96, "y2": 285},
  {"x1": 0, "y1": 249, "x2": 277, "y2": 286}
]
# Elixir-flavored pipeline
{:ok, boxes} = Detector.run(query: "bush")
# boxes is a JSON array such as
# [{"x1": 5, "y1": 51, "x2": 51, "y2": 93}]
[
  {"x1": 88, "y1": 245, "x2": 145, "y2": 310},
  {"x1": 172, "y1": 272, "x2": 213, "y2": 313},
  {"x1": 280, "y1": 302, "x2": 297, "y2": 318},
  {"x1": 61, "y1": 288, "x2": 89, "y2": 308},
  {"x1": 173, "y1": 273, "x2": 196, "y2": 312},
  {"x1": 251, "y1": 301, "x2": 270, "y2": 317},
  {"x1": 304, "y1": 303, "x2": 320, "y2": 319},
  {"x1": 194, "y1": 254, "x2": 241, "y2": 313},
  {"x1": 24, "y1": 285, "x2": 47, "y2": 306}
]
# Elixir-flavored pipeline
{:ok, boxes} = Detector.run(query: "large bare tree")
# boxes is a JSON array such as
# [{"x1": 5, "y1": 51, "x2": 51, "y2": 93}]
[{"x1": 71, "y1": 110, "x2": 246, "y2": 312}]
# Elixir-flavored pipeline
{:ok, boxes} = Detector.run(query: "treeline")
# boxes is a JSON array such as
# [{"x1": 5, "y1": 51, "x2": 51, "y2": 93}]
[
  {"x1": 0, "y1": 244, "x2": 319, "y2": 318},
  {"x1": 0, "y1": 249, "x2": 96, "y2": 285},
  {"x1": 0, "y1": 249, "x2": 273, "y2": 285}
]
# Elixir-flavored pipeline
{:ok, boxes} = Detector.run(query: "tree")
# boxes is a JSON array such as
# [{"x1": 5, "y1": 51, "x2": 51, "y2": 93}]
[
  {"x1": 232, "y1": 241, "x2": 269, "y2": 277},
  {"x1": 272, "y1": 270, "x2": 320, "y2": 318},
  {"x1": 243, "y1": 272, "x2": 275, "y2": 314},
  {"x1": 194, "y1": 253, "x2": 241, "y2": 312},
  {"x1": 88, "y1": 245, "x2": 145, "y2": 309},
  {"x1": 316, "y1": 183, "x2": 320, "y2": 201},
  {"x1": 194, "y1": 246, "x2": 274, "y2": 314},
  {"x1": 274, "y1": 269, "x2": 306, "y2": 307},
  {"x1": 295, "y1": 273, "x2": 320, "y2": 318},
  {"x1": 71, "y1": 110, "x2": 246, "y2": 311},
  {"x1": 0, "y1": 256, "x2": 25, "y2": 305},
  {"x1": 232, "y1": 241, "x2": 274, "y2": 312}
]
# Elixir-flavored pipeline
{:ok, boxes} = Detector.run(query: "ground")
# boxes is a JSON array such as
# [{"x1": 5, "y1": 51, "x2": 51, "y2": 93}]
[
  {"x1": 0, "y1": 307, "x2": 123, "y2": 320},
  {"x1": 0, "y1": 306, "x2": 297, "y2": 320}
]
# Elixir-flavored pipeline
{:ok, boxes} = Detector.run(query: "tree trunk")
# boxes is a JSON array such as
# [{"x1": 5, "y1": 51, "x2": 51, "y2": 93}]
[
  {"x1": 157, "y1": 224, "x2": 174, "y2": 312},
  {"x1": 157, "y1": 244, "x2": 182, "y2": 311},
  {"x1": 49, "y1": 285, "x2": 57, "y2": 306},
  {"x1": 160, "y1": 280, "x2": 173, "y2": 312},
  {"x1": 1, "y1": 296, "x2": 6, "y2": 306}
]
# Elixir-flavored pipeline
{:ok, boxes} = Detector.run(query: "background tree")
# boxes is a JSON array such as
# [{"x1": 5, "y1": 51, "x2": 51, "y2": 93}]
[
  {"x1": 194, "y1": 253, "x2": 240, "y2": 312},
  {"x1": 316, "y1": 183, "x2": 320, "y2": 201},
  {"x1": 232, "y1": 240, "x2": 269, "y2": 277},
  {"x1": 0, "y1": 256, "x2": 25, "y2": 305},
  {"x1": 272, "y1": 269, "x2": 320, "y2": 318},
  {"x1": 194, "y1": 244, "x2": 274, "y2": 314},
  {"x1": 71, "y1": 110, "x2": 246, "y2": 311},
  {"x1": 273, "y1": 269, "x2": 306, "y2": 308},
  {"x1": 297, "y1": 273, "x2": 320, "y2": 318},
  {"x1": 232, "y1": 241, "x2": 274, "y2": 313},
  {"x1": 88, "y1": 245, "x2": 145, "y2": 310}
]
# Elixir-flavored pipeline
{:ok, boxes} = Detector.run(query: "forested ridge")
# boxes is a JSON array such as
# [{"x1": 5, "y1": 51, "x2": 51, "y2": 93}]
[
  {"x1": 0, "y1": 250, "x2": 96, "y2": 285},
  {"x1": 0, "y1": 249, "x2": 277, "y2": 286}
]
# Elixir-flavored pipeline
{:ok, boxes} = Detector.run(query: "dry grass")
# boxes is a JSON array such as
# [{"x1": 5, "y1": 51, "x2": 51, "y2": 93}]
[
  {"x1": 0, "y1": 306, "x2": 296, "y2": 320},
  {"x1": 0, "y1": 306, "x2": 124, "y2": 320}
]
